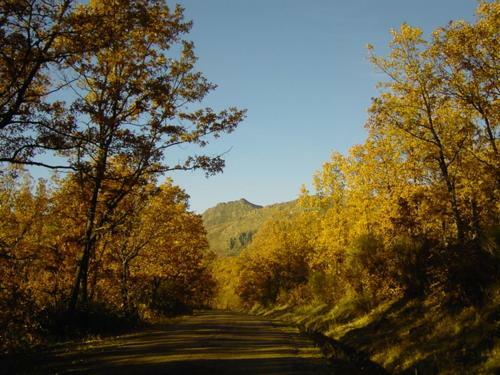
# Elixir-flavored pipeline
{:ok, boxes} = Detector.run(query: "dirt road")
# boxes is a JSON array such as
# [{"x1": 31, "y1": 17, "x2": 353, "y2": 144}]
[{"x1": 17, "y1": 310, "x2": 333, "y2": 374}]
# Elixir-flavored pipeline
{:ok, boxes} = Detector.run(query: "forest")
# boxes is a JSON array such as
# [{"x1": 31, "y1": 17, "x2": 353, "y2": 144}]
[
  {"x1": 0, "y1": 0, "x2": 499, "y2": 374},
  {"x1": 0, "y1": 0, "x2": 243, "y2": 351}
]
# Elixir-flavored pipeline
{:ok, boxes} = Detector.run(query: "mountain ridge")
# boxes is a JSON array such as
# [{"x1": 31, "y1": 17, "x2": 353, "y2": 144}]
[{"x1": 202, "y1": 198, "x2": 297, "y2": 257}]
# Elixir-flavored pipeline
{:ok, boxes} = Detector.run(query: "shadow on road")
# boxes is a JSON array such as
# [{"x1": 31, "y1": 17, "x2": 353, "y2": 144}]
[{"x1": 6, "y1": 311, "x2": 334, "y2": 374}]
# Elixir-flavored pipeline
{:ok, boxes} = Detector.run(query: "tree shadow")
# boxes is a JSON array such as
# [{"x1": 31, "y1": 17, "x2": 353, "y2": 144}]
[
  {"x1": 2, "y1": 310, "x2": 336, "y2": 374},
  {"x1": 330, "y1": 297, "x2": 499, "y2": 374}
]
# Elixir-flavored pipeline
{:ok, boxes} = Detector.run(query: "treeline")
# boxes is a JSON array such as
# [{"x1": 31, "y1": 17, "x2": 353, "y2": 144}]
[
  {"x1": 214, "y1": 5, "x2": 499, "y2": 371},
  {"x1": 0, "y1": 0, "x2": 243, "y2": 351},
  {"x1": 1, "y1": 171, "x2": 215, "y2": 350},
  {"x1": 219, "y1": 1, "x2": 499, "y2": 323}
]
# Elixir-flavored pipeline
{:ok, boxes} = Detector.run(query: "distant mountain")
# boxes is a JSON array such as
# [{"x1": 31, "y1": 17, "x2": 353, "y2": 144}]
[
  {"x1": 202, "y1": 199, "x2": 262, "y2": 227},
  {"x1": 202, "y1": 198, "x2": 297, "y2": 257}
]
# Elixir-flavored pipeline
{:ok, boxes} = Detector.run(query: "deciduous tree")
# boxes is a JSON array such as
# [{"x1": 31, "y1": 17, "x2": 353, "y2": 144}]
[{"x1": 61, "y1": 0, "x2": 245, "y2": 313}]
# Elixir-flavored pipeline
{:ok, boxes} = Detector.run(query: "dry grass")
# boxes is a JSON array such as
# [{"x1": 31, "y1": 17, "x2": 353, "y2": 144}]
[{"x1": 251, "y1": 284, "x2": 500, "y2": 374}]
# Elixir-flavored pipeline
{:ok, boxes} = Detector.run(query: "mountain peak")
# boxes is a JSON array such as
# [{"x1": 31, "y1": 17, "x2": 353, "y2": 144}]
[
  {"x1": 237, "y1": 198, "x2": 262, "y2": 209},
  {"x1": 202, "y1": 199, "x2": 262, "y2": 226},
  {"x1": 202, "y1": 199, "x2": 297, "y2": 256},
  {"x1": 205, "y1": 198, "x2": 262, "y2": 213}
]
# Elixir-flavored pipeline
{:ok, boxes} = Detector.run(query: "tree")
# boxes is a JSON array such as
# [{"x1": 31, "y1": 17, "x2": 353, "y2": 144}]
[
  {"x1": 63, "y1": 0, "x2": 245, "y2": 313},
  {"x1": 0, "y1": 172, "x2": 56, "y2": 349},
  {"x1": 105, "y1": 184, "x2": 157, "y2": 313},
  {"x1": 430, "y1": 2, "x2": 499, "y2": 236},
  {"x1": 431, "y1": 2, "x2": 499, "y2": 164},
  {"x1": 237, "y1": 215, "x2": 313, "y2": 306},
  {"x1": 131, "y1": 180, "x2": 215, "y2": 312},
  {"x1": 367, "y1": 24, "x2": 473, "y2": 243},
  {"x1": 0, "y1": 0, "x2": 78, "y2": 168}
]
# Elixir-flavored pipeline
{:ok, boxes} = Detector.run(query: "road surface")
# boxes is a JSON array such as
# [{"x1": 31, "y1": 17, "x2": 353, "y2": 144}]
[{"x1": 24, "y1": 310, "x2": 334, "y2": 374}]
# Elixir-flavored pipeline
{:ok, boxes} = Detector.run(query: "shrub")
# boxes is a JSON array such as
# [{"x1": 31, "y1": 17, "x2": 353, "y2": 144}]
[
  {"x1": 387, "y1": 236, "x2": 429, "y2": 297},
  {"x1": 347, "y1": 233, "x2": 400, "y2": 301},
  {"x1": 308, "y1": 270, "x2": 347, "y2": 304},
  {"x1": 429, "y1": 242, "x2": 499, "y2": 308},
  {"x1": 40, "y1": 301, "x2": 140, "y2": 339},
  {"x1": 148, "y1": 280, "x2": 193, "y2": 316}
]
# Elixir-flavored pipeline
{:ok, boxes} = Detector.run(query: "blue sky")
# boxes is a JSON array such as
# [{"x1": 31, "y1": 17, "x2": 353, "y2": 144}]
[
  {"x1": 27, "y1": 0, "x2": 478, "y2": 212},
  {"x1": 167, "y1": 0, "x2": 478, "y2": 212}
]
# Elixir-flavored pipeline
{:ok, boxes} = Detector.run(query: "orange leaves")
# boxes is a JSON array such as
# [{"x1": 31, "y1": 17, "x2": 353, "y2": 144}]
[{"x1": 0, "y1": 169, "x2": 216, "y2": 350}]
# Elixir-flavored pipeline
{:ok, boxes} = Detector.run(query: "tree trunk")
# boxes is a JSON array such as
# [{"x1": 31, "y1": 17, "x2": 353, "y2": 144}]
[
  {"x1": 121, "y1": 260, "x2": 130, "y2": 313},
  {"x1": 68, "y1": 198, "x2": 98, "y2": 314},
  {"x1": 151, "y1": 277, "x2": 161, "y2": 307},
  {"x1": 470, "y1": 197, "x2": 481, "y2": 240},
  {"x1": 422, "y1": 92, "x2": 466, "y2": 245},
  {"x1": 68, "y1": 156, "x2": 106, "y2": 315},
  {"x1": 437, "y1": 153, "x2": 466, "y2": 244}
]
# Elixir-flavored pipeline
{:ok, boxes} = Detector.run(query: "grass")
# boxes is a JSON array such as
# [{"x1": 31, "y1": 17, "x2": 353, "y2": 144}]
[{"x1": 249, "y1": 284, "x2": 500, "y2": 374}]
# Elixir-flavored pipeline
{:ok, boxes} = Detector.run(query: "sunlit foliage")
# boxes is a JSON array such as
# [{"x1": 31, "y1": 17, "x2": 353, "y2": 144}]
[
  {"x1": 1, "y1": 0, "x2": 240, "y2": 351},
  {"x1": 235, "y1": 0, "x2": 499, "y2": 309},
  {"x1": 0, "y1": 172, "x2": 215, "y2": 351},
  {"x1": 220, "y1": 4, "x2": 499, "y2": 372}
]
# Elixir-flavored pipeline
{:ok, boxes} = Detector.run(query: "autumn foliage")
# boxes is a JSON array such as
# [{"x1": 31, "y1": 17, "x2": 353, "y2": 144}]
[
  {"x1": 0, "y1": 172, "x2": 215, "y2": 350},
  {"x1": 234, "y1": 2, "x2": 499, "y2": 310},
  {"x1": 0, "y1": 0, "x2": 243, "y2": 352},
  {"x1": 215, "y1": 7, "x2": 499, "y2": 371}
]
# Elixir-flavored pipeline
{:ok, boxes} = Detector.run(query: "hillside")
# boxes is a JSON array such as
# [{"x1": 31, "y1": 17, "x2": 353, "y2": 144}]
[{"x1": 202, "y1": 198, "x2": 297, "y2": 257}]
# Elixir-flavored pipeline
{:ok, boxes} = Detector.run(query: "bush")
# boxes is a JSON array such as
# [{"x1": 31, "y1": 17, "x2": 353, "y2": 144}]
[
  {"x1": 309, "y1": 271, "x2": 328, "y2": 299},
  {"x1": 40, "y1": 301, "x2": 140, "y2": 339},
  {"x1": 308, "y1": 270, "x2": 347, "y2": 304},
  {"x1": 429, "y1": 242, "x2": 499, "y2": 308},
  {"x1": 277, "y1": 283, "x2": 313, "y2": 306},
  {"x1": 388, "y1": 236, "x2": 430, "y2": 297},
  {"x1": 1, "y1": 299, "x2": 43, "y2": 353},
  {"x1": 237, "y1": 260, "x2": 281, "y2": 306},
  {"x1": 347, "y1": 233, "x2": 400, "y2": 300},
  {"x1": 149, "y1": 280, "x2": 193, "y2": 316}
]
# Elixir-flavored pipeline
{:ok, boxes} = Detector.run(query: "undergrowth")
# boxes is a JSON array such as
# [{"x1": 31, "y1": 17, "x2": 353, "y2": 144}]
[{"x1": 250, "y1": 283, "x2": 500, "y2": 374}]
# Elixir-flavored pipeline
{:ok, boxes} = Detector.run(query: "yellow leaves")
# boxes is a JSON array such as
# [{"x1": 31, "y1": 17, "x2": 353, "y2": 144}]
[
  {"x1": 129, "y1": 180, "x2": 210, "y2": 280},
  {"x1": 390, "y1": 23, "x2": 424, "y2": 45},
  {"x1": 156, "y1": 55, "x2": 167, "y2": 65},
  {"x1": 476, "y1": 0, "x2": 500, "y2": 20},
  {"x1": 234, "y1": 1, "x2": 498, "y2": 309}
]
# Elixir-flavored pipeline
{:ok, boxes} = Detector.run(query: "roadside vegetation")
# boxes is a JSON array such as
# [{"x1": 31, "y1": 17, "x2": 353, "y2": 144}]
[
  {"x1": 1, "y1": 1, "x2": 498, "y2": 373},
  {"x1": 213, "y1": 3, "x2": 500, "y2": 373},
  {"x1": 0, "y1": 0, "x2": 243, "y2": 353},
  {"x1": 0, "y1": 169, "x2": 217, "y2": 352}
]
